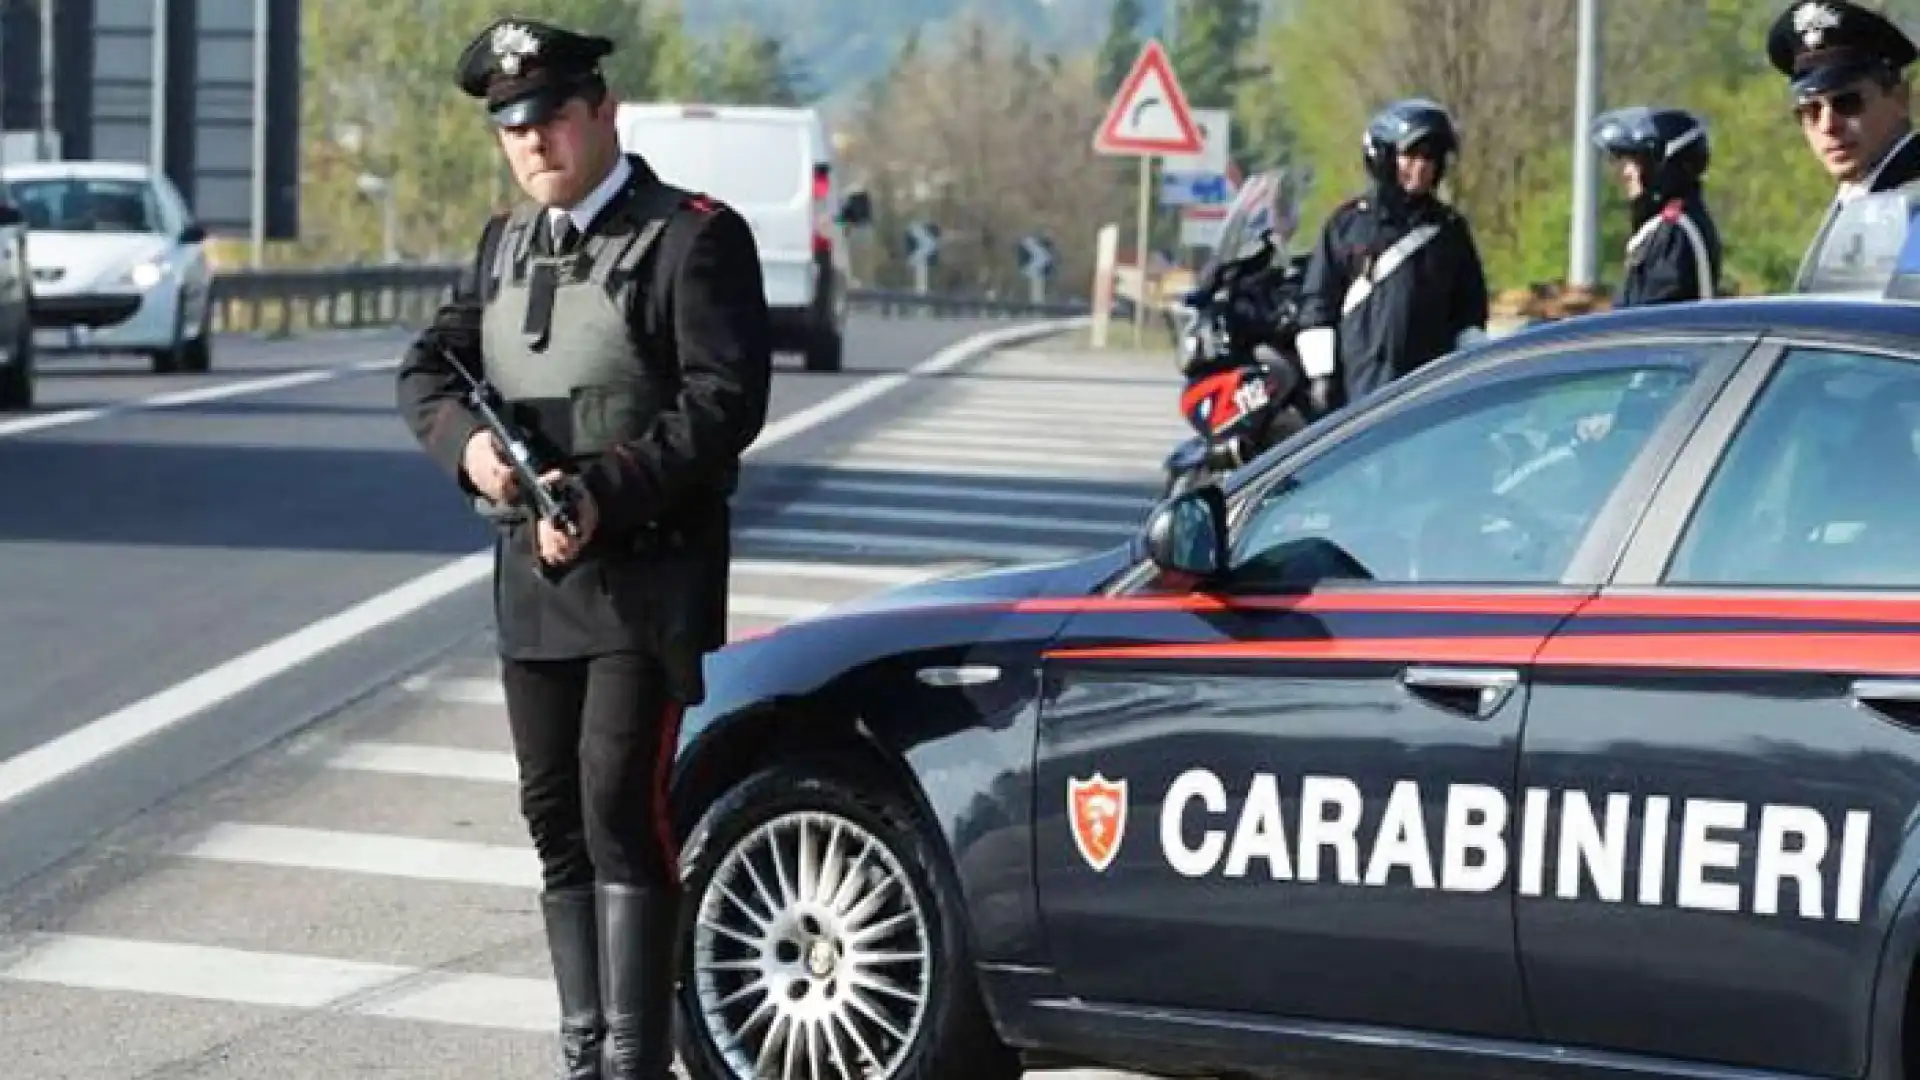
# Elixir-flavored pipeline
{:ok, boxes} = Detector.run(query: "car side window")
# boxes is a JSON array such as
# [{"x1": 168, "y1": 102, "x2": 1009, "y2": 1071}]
[
  {"x1": 1667, "y1": 347, "x2": 1920, "y2": 588},
  {"x1": 1222, "y1": 347, "x2": 1711, "y2": 589}
]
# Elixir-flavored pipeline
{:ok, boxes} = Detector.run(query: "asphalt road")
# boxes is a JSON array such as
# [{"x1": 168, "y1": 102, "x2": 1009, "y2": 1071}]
[
  {"x1": 0, "y1": 315, "x2": 1025, "y2": 894},
  {"x1": 0, "y1": 324, "x2": 1185, "y2": 1079}
]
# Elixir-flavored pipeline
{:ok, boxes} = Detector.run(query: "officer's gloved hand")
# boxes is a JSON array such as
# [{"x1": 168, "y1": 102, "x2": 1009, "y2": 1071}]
[
  {"x1": 1307, "y1": 377, "x2": 1338, "y2": 419},
  {"x1": 1295, "y1": 326, "x2": 1339, "y2": 420}
]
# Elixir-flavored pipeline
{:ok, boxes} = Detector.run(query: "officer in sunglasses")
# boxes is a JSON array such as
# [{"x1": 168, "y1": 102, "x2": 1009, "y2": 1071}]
[{"x1": 1772, "y1": 1, "x2": 1920, "y2": 284}]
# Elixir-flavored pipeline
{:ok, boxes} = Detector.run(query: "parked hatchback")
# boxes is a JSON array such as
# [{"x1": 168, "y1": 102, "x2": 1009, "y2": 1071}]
[{"x1": 2, "y1": 159, "x2": 213, "y2": 374}]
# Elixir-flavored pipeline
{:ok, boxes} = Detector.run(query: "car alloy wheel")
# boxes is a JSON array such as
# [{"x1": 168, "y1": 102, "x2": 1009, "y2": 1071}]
[{"x1": 692, "y1": 807, "x2": 933, "y2": 1079}]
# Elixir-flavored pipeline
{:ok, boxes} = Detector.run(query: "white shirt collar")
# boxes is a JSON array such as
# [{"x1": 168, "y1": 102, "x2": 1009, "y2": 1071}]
[
  {"x1": 1838, "y1": 129, "x2": 1917, "y2": 204},
  {"x1": 547, "y1": 154, "x2": 632, "y2": 237}
]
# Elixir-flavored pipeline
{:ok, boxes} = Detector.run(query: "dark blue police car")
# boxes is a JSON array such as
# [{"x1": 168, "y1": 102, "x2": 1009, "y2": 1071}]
[{"x1": 666, "y1": 261, "x2": 1920, "y2": 1080}]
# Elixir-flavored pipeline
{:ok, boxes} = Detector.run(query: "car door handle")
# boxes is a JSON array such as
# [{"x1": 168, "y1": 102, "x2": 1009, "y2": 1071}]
[
  {"x1": 1400, "y1": 665, "x2": 1520, "y2": 719},
  {"x1": 1851, "y1": 678, "x2": 1920, "y2": 728}
]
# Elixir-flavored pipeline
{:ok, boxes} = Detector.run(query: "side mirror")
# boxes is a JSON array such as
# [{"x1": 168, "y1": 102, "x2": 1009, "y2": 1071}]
[
  {"x1": 837, "y1": 190, "x2": 872, "y2": 226},
  {"x1": 1141, "y1": 486, "x2": 1231, "y2": 582},
  {"x1": 180, "y1": 223, "x2": 207, "y2": 244},
  {"x1": 0, "y1": 205, "x2": 24, "y2": 227}
]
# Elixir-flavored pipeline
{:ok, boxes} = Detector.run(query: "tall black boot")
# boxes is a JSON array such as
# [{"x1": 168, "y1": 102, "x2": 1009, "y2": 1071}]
[
  {"x1": 542, "y1": 887, "x2": 606, "y2": 1080},
  {"x1": 597, "y1": 882, "x2": 680, "y2": 1080}
]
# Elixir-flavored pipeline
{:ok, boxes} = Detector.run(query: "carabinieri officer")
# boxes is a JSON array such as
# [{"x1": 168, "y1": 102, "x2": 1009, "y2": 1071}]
[
  {"x1": 1770, "y1": 0, "x2": 1920, "y2": 284},
  {"x1": 395, "y1": 16, "x2": 772, "y2": 1080}
]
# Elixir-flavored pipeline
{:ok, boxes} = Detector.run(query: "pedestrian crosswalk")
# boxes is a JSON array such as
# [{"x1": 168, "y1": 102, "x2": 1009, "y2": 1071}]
[{"x1": 0, "y1": 341, "x2": 1182, "y2": 1079}]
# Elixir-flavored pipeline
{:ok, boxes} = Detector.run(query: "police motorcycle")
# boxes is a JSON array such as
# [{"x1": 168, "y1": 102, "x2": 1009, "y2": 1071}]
[{"x1": 1161, "y1": 169, "x2": 1316, "y2": 498}]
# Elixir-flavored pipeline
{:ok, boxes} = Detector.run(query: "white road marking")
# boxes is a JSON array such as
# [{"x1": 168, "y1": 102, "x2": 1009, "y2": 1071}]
[
  {"x1": 174, "y1": 823, "x2": 538, "y2": 889},
  {"x1": 0, "y1": 934, "x2": 558, "y2": 1033},
  {"x1": 769, "y1": 476, "x2": 1152, "y2": 512},
  {"x1": 845, "y1": 438, "x2": 1153, "y2": 472},
  {"x1": 0, "y1": 551, "x2": 495, "y2": 807},
  {"x1": 0, "y1": 316, "x2": 1087, "y2": 809},
  {"x1": 900, "y1": 414, "x2": 1181, "y2": 440},
  {"x1": 728, "y1": 557, "x2": 953, "y2": 585},
  {"x1": 400, "y1": 674, "x2": 500, "y2": 705},
  {"x1": 737, "y1": 526, "x2": 1083, "y2": 563},
  {"x1": 748, "y1": 499, "x2": 1132, "y2": 538},
  {"x1": 0, "y1": 934, "x2": 410, "y2": 1008},
  {"x1": 731, "y1": 594, "x2": 832, "y2": 619},
  {"x1": 871, "y1": 427, "x2": 1174, "y2": 455},
  {"x1": 325, "y1": 742, "x2": 518, "y2": 784},
  {"x1": 0, "y1": 360, "x2": 395, "y2": 440}
]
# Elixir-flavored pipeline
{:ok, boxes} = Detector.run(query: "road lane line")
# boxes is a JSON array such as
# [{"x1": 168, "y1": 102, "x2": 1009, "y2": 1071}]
[
  {"x1": 0, "y1": 316, "x2": 1086, "y2": 809},
  {"x1": 0, "y1": 367, "x2": 355, "y2": 439},
  {"x1": 174, "y1": 823, "x2": 539, "y2": 889}
]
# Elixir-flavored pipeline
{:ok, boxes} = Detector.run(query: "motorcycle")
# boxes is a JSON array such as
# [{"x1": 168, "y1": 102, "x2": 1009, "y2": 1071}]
[{"x1": 1160, "y1": 230, "x2": 1315, "y2": 499}]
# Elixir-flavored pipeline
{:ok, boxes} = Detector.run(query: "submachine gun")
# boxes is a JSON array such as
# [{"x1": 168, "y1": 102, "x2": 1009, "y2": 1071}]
[{"x1": 436, "y1": 346, "x2": 583, "y2": 578}]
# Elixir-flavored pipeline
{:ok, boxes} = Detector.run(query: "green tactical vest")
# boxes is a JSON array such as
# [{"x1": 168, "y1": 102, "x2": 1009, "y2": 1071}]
[{"x1": 479, "y1": 176, "x2": 687, "y2": 465}]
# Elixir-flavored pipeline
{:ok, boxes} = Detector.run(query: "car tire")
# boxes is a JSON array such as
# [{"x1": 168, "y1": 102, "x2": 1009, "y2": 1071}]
[
  {"x1": 151, "y1": 289, "x2": 211, "y2": 375},
  {"x1": 0, "y1": 319, "x2": 33, "y2": 412},
  {"x1": 805, "y1": 325, "x2": 844, "y2": 373},
  {"x1": 676, "y1": 763, "x2": 1021, "y2": 1080}
]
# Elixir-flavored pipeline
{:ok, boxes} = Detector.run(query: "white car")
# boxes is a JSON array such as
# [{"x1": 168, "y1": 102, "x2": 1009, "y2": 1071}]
[
  {"x1": 615, "y1": 103, "x2": 871, "y2": 373},
  {"x1": 2, "y1": 160, "x2": 214, "y2": 373}
]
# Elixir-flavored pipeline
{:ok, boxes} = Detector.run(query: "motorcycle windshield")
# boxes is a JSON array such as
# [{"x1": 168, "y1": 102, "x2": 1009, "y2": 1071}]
[{"x1": 1198, "y1": 168, "x2": 1299, "y2": 280}]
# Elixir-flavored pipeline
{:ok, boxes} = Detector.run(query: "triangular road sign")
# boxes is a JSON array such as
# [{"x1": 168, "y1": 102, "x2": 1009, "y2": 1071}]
[{"x1": 1094, "y1": 39, "x2": 1204, "y2": 157}]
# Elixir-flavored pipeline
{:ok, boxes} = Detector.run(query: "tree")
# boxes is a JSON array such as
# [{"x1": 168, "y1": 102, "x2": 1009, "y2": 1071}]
[{"x1": 1097, "y1": 0, "x2": 1145, "y2": 98}]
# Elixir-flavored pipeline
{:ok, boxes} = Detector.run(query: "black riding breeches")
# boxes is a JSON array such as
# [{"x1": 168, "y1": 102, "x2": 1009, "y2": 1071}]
[{"x1": 500, "y1": 651, "x2": 684, "y2": 891}]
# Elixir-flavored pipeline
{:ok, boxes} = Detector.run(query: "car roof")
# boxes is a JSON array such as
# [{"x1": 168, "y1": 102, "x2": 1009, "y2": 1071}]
[
  {"x1": 1499, "y1": 295, "x2": 1920, "y2": 350},
  {"x1": 0, "y1": 159, "x2": 155, "y2": 183}
]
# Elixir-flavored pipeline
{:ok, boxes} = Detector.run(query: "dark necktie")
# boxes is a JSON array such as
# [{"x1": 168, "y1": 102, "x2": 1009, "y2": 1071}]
[{"x1": 551, "y1": 215, "x2": 579, "y2": 256}]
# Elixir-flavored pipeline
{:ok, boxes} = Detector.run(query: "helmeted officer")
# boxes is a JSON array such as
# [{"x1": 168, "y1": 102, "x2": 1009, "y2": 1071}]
[
  {"x1": 394, "y1": 16, "x2": 772, "y2": 1080},
  {"x1": 1294, "y1": 98, "x2": 1490, "y2": 415},
  {"x1": 1590, "y1": 106, "x2": 1722, "y2": 306},
  {"x1": 1770, "y1": 0, "x2": 1920, "y2": 282}
]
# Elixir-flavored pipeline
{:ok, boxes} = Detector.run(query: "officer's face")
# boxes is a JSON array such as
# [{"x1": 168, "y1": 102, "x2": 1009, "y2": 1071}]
[
  {"x1": 1614, "y1": 156, "x2": 1645, "y2": 197},
  {"x1": 1796, "y1": 75, "x2": 1913, "y2": 182},
  {"x1": 1397, "y1": 150, "x2": 1438, "y2": 195},
  {"x1": 498, "y1": 93, "x2": 619, "y2": 206}
]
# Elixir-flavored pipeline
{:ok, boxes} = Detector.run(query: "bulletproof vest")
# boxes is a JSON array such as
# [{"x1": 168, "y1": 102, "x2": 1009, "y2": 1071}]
[{"x1": 480, "y1": 178, "x2": 686, "y2": 464}]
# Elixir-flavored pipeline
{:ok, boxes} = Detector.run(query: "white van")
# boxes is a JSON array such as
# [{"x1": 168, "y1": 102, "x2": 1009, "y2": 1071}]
[{"x1": 616, "y1": 103, "x2": 870, "y2": 372}]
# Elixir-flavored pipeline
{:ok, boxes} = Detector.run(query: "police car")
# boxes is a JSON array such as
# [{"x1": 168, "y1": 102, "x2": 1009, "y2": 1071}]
[{"x1": 668, "y1": 284, "x2": 1920, "y2": 1080}]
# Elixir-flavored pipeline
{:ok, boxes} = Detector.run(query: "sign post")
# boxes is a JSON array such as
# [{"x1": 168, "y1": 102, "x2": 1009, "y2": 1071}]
[
  {"x1": 1017, "y1": 234, "x2": 1055, "y2": 305},
  {"x1": 1092, "y1": 39, "x2": 1203, "y2": 348},
  {"x1": 904, "y1": 221, "x2": 941, "y2": 295}
]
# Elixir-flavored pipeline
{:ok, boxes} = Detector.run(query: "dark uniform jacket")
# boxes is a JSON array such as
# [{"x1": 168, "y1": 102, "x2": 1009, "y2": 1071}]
[
  {"x1": 1796, "y1": 131, "x2": 1920, "y2": 288},
  {"x1": 395, "y1": 154, "x2": 772, "y2": 702},
  {"x1": 1296, "y1": 187, "x2": 1490, "y2": 404},
  {"x1": 1616, "y1": 190, "x2": 1722, "y2": 308}
]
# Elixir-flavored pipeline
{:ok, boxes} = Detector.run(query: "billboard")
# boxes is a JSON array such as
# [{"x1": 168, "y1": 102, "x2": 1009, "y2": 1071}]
[{"x1": 0, "y1": 0, "x2": 301, "y2": 241}]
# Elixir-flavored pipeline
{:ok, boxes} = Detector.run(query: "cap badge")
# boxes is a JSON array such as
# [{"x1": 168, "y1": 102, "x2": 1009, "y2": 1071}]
[
  {"x1": 490, "y1": 22, "x2": 541, "y2": 77},
  {"x1": 1795, "y1": 2, "x2": 1842, "y2": 49}
]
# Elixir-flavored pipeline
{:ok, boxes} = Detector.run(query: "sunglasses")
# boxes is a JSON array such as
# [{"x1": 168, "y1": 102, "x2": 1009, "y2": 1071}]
[{"x1": 1794, "y1": 88, "x2": 1873, "y2": 124}]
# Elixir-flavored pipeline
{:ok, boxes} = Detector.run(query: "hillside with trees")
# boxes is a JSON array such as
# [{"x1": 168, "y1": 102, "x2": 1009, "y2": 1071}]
[{"x1": 289, "y1": 0, "x2": 1920, "y2": 302}]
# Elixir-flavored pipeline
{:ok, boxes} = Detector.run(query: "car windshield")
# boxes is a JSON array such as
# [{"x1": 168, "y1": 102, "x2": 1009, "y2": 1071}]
[
  {"x1": 1795, "y1": 186, "x2": 1920, "y2": 298},
  {"x1": 7, "y1": 177, "x2": 162, "y2": 233}
]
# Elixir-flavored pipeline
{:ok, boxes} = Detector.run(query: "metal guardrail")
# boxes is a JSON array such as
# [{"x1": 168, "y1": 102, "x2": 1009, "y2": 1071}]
[{"x1": 206, "y1": 264, "x2": 1096, "y2": 337}]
